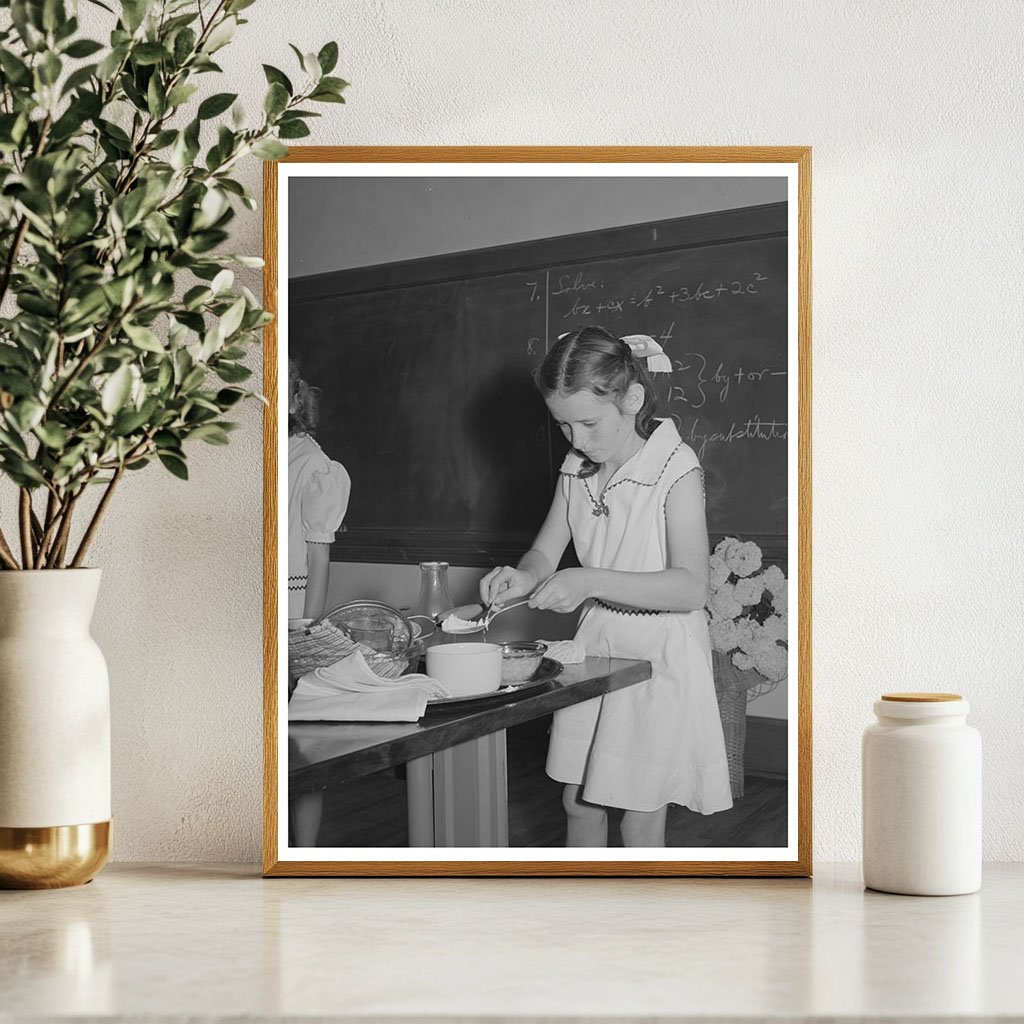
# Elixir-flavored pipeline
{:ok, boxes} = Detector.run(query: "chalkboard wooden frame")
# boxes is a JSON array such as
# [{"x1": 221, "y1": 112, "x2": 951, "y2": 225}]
[{"x1": 262, "y1": 147, "x2": 812, "y2": 881}]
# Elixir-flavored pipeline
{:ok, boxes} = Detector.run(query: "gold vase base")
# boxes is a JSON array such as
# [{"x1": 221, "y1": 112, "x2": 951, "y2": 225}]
[{"x1": 0, "y1": 821, "x2": 111, "y2": 889}]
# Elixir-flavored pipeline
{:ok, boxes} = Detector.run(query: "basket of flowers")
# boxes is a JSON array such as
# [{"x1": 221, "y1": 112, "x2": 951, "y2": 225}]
[{"x1": 706, "y1": 537, "x2": 788, "y2": 798}]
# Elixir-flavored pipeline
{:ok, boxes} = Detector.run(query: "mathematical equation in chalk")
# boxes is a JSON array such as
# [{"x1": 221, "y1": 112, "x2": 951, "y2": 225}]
[{"x1": 524, "y1": 272, "x2": 771, "y2": 317}]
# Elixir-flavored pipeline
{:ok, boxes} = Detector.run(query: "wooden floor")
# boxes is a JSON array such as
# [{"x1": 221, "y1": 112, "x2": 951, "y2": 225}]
[{"x1": 317, "y1": 715, "x2": 788, "y2": 849}]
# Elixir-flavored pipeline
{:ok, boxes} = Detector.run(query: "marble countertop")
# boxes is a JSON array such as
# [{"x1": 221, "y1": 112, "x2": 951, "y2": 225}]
[{"x1": 1, "y1": 862, "x2": 1021, "y2": 1020}]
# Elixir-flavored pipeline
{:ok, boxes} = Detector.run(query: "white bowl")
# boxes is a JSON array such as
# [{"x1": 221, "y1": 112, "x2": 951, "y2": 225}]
[{"x1": 426, "y1": 642, "x2": 502, "y2": 697}]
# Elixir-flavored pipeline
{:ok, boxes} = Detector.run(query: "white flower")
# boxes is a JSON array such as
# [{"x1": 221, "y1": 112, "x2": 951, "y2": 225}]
[
  {"x1": 763, "y1": 564, "x2": 786, "y2": 596},
  {"x1": 709, "y1": 615, "x2": 740, "y2": 652},
  {"x1": 753, "y1": 643, "x2": 788, "y2": 682},
  {"x1": 763, "y1": 614, "x2": 788, "y2": 643},
  {"x1": 710, "y1": 583, "x2": 743, "y2": 620},
  {"x1": 734, "y1": 577, "x2": 764, "y2": 607},
  {"x1": 732, "y1": 650, "x2": 755, "y2": 671},
  {"x1": 709, "y1": 553, "x2": 731, "y2": 588},
  {"x1": 714, "y1": 537, "x2": 739, "y2": 560},
  {"x1": 771, "y1": 581, "x2": 788, "y2": 615},
  {"x1": 725, "y1": 540, "x2": 762, "y2": 578}
]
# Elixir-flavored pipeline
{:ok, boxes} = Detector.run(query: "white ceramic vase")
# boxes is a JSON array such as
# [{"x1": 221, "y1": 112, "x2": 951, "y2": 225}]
[{"x1": 0, "y1": 569, "x2": 111, "y2": 888}]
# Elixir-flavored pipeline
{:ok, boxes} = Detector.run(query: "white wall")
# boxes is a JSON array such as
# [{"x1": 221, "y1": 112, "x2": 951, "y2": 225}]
[{"x1": 35, "y1": 0, "x2": 1023, "y2": 863}]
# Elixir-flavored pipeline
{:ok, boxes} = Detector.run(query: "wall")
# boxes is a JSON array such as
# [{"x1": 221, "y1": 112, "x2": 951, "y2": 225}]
[{"x1": 26, "y1": 0, "x2": 1021, "y2": 863}]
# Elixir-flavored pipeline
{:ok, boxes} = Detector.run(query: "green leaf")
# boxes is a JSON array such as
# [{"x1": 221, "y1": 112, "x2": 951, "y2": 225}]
[
  {"x1": 215, "y1": 388, "x2": 247, "y2": 408},
  {"x1": 262, "y1": 64, "x2": 292, "y2": 94},
  {"x1": 158, "y1": 451, "x2": 188, "y2": 479},
  {"x1": 173, "y1": 26, "x2": 196, "y2": 65},
  {"x1": 198, "y1": 91, "x2": 236, "y2": 119},
  {"x1": 0, "y1": 456, "x2": 46, "y2": 487},
  {"x1": 319, "y1": 75, "x2": 349, "y2": 93},
  {"x1": 38, "y1": 51, "x2": 63, "y2": 86},
  {"x1": 317, "y1": 41, "x2": 339, "y2": 75},
  {"x1": 309, "y1": 88, "x2": 346, "y2": 104},
  {"x1": 101, "y1": 365, "x2": 133, "y2": 414},
  {"x1": 121, "y1": 0, "x2": 154, "y2": 33},
  {"x1": 34, "y1": 421, "x2": 71, "y2": 449},
  {"x1": 210, "y1": 269, "x2": 234, "y2": 294},
  {"x1": 264, "y1": 82, "x2": 289, "y2": 118},
  {"x1": 132, "y1": 42, "x2": 169, "y2": 66},
  {"x1": 0, "y1": 50, "x2": 33, "y2": 87},
  {"x1": 300, "y1": 51, "x2": 321, "y2": 81},
  {"x1": 123, "y1": 321, "x2": 164, "y2": 353},
  {"x1": 8, "y1": 399, "x2": 46, "y2": 432},
  {"x1": 277, "y1": 120, "x2": 310, "y2": 140},
  {"x1": 189, "y1": 423, "x2": 230, "y2": 445},
  {"x1": 226, "y1": 0, "x2": 257, "y2": 11},
  {"x1": 112, "y1": 406, "x2": 151, "y2": 435},
  {"x1": 166, "y1": 81, "x2": 199, "y2": 107},
  {"x1": 63, "y1": 38, "x2": 104, "y2": 58},
  {"x1": 218, "y1": 296, "x2": 246, "y2": 339},
  {"x1": 250, "y1": 138, "x2": 287, "y2": 161},
  {"x1": 213, "y1": 361, "x2": 251, "y2": 383},
  {"x1": 203, "y1": 16, "x2": 236, "y2": 54}
]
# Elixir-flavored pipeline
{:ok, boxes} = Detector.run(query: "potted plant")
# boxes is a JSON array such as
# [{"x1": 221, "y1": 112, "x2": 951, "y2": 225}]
[
  {"x1": 706, "y1": 536, "x2": 788, "y2": 797},
  {"x1": 0, "y1": 0, "x2": 345, "y2": 887}
]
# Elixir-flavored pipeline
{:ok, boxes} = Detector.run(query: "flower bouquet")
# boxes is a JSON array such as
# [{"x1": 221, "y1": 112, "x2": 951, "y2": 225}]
[
  {"x1": 707, "y1": 537, "x2": 788, "y2": 693},
  {"x1": 706, "y1": 537, "x2": 788, "y2": 799}
]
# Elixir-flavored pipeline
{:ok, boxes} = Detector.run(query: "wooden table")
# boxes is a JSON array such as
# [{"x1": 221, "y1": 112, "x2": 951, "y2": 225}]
[{"x1": 289, "y1": 656, "x2": 652, "y2": 846}]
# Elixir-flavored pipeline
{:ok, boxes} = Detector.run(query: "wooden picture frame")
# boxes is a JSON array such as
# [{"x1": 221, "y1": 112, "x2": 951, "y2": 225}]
[{"x1": 263, "y1": 147, "x2": 812, "y2": 876}]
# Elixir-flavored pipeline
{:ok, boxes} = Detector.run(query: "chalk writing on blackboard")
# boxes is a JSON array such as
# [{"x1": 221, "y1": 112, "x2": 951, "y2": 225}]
[{"x1": 680, "y1": 415, "x2": 788, "y2": 461}]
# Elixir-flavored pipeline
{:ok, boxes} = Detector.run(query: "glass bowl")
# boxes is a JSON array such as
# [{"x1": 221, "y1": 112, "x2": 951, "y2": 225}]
[{"x1": 498, "y1": 641, "x2": 548, "y2": 683}]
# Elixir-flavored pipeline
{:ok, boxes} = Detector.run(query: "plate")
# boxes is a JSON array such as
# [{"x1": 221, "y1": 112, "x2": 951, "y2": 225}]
[{"x1": 422, "y1": 657, "x2": 563, "y2": 714}]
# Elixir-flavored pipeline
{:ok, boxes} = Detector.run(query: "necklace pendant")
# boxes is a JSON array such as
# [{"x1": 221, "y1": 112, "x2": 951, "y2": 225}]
[{"x1": 592, "y1": 501, "x2": 610, "y2": 517}]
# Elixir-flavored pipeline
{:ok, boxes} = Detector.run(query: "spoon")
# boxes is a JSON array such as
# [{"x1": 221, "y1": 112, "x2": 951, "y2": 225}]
[{"x1": 443, "y1": 598, "x2": 533, "y2": 635}]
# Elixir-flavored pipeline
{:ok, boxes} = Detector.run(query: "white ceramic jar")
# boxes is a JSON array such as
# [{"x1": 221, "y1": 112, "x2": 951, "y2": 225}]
[{"x1": 862, "y1": 692, "x2": 981, "y2": 896}]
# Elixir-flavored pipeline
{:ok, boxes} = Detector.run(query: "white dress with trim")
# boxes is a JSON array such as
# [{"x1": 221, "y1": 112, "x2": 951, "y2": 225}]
[
  {"x1": 545, "y1": 418, "x2": 733, "y2": 814},
  {"x1": 288, "y1": 433, "x2": 351, "y2": 618}
]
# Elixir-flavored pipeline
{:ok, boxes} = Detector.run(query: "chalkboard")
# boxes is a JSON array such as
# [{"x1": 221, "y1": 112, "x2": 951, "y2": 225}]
[{"x1": 289, "y1": 202, "x2": 789, "y2": 568}]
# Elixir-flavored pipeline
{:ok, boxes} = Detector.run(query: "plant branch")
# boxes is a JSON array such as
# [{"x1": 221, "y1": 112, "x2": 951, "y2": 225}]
[
  {"x1": 45, "y1": 491, "x2": 79, "y2": 569},
  {"x1": 18, "y1": 489, "x2": 34, "y2": 569},
  {"x1": 70, "y1": 465, "x2": 125, "y2": 567},
  {"x1": 0, "y1": 526, "x2": 20, "y2": 570}
]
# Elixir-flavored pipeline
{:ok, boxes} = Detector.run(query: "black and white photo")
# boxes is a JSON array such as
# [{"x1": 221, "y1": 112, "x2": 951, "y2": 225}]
[{"x1": 263, "y1": 149, "x2": 811, "y2": 877}]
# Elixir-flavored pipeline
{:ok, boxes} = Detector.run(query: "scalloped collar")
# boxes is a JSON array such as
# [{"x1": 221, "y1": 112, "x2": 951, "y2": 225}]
[{"x1": 558, "y1": 418, "x2": 683, "y2": 483}]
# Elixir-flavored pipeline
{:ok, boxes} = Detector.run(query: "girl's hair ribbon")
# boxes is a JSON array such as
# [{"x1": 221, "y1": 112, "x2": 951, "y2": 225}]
[{"x1": 621, "y1": 334, "x2": 672, "y2": 374}]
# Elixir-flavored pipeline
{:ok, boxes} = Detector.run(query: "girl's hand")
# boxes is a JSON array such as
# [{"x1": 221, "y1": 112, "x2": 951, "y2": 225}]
[
  {"x1": 480, "y1": 565, "x2": 536, "y2": 606},
  {"x1": 528, "y1": 568, "x2": 594, "y2": 613}
]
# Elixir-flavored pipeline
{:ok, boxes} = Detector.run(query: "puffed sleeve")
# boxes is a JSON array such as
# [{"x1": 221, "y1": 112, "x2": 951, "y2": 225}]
[{"x1": 301, "y1": 460, "x2": 351, "y2": 543}]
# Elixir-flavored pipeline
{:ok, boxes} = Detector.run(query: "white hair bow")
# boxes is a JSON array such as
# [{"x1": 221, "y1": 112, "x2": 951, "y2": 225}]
[{"x1": 621, "y1": 334, "x2": 672, "y2": 374}]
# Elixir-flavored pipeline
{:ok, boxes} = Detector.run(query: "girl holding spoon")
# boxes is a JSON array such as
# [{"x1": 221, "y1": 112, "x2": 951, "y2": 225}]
[{"x1": 480, "y1": 326, "x2": 732, "y2": 847}]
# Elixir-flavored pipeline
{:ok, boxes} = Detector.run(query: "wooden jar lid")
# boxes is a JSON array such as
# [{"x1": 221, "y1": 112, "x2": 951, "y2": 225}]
[{"x1": 881, "y1": 692, "x2": 962, "y2": 702}]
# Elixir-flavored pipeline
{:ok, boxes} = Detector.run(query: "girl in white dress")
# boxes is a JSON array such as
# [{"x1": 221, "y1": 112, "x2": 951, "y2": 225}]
[
  {"x1": 288, "y1": 359, "x2": 350, "y2": 847},
  {"x1": 480, "y1": 326, "x2": 732, "y2": 847},
  {"x1": 288, "y1": 359, "x2": 351, "y2": 621}
]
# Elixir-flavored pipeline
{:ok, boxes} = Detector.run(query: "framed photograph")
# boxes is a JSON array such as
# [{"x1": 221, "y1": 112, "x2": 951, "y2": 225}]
[{"x1": 263, "y1": 147, "x2": 811, "y2": 877}]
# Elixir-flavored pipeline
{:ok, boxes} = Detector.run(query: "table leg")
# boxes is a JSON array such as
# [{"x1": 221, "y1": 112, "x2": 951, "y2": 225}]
[
  {"x1": 405, "y1": 731, "x2": 509, "y2": 847},
  {"x1": 406, "y1": 755, "x2": 435, "y2": 846}
]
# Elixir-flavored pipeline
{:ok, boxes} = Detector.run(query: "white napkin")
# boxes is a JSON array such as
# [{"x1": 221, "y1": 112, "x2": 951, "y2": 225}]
[
  {"x1": 537, "y1": 639, "x2": 586, "y2": 664},
  {"x1": 289, "y1": 651, "x2": 450, "y2": 722}
]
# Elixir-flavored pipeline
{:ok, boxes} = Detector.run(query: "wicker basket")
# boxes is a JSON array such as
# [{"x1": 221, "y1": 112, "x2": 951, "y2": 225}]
[
  {"x1": 288, "y1": 609, "x2": 415, "y2": 681},
  {"x1": 712, "y1": 649, "x2": 782, "y2": 799}
]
